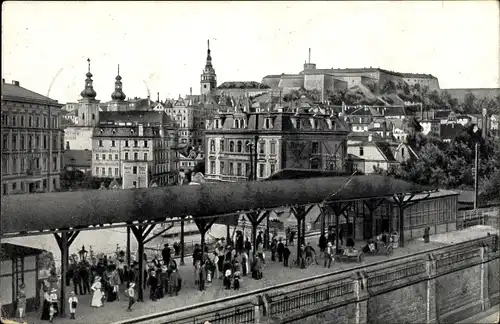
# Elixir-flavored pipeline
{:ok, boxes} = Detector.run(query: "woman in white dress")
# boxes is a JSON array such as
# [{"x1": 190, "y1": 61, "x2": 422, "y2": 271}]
[{"x1": 90, "y1": 276, "x2": 103, "y2": 308}]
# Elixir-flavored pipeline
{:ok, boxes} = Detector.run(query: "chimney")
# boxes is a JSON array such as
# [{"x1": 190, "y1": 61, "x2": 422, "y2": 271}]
[
  {"x1": 190, "y1": 87, "x2": 192, "y2": 96},
  {"x1": 308, "y1": 48, "x2": 311, "y2": 64},
  {"x1": 12, "y1": 80, "x2": 20, "y2": 86},
  {"x1": 157, "y1": 92, "x2": 160, "y2": 103}
]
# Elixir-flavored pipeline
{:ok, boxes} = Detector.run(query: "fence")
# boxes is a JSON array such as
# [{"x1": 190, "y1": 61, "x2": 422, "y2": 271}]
[
  {"x1": 154, "y1": 305, "x2": 255, "y2": 324},
  {"x1": 268, "y1": 281, "x2": 354, "y2": 317},
  {"x1": 456, "y1": 206, "x2": 500, "y2": 230},
  {"x1": 367, "y1": 260, "x2": 426, "y2": 288}
]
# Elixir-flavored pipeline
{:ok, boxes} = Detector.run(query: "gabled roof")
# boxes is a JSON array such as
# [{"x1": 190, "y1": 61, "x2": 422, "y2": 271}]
[
  {"x1": 99, "y1": 111, "x2": 174, "y2": 127},
  {"x1": 1, "y1": 175, "x2": 432, "y2": 235}
]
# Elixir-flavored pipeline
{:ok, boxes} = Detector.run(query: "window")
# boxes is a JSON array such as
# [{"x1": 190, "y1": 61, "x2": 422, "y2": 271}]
[
  {"x1": 245, "y1": 141, "x2": 250, "y2": 153},
  {"x1": 112, "y1": 140, "x2": 116, "y2": 147},
  {"x1": 270, "y1": 142, "x2": 276, "y2": 154},
  {"x1": 229, "y1": 162, "x2": 234, "y2": 175},
  {"x1": 219, "y1": 140, "x2": 224, "y2": 152},
  {"x1": 236, "y1": 163, "x2": 242, "y2": 176},
  {"x1": 108, "y1": 154, "x2": 112, "y2": 160},
  {"x1": 36, "y1": 117, "x2": 40, "y2": 127},
  {"x1": 133, "y1": 166, "x2": 137, "y2": 174},
  {"x1": 102, "y1": 167, "x2": 105, "y2": 175},
  {"x1": 220, "y1": 161, "x2": 225, "y2": 174},
  {"x1": 115, "y1": 154, "x2": 119, "y2": 160},
  {"x1": 96, "y1": 154, "x2": 100, "y2": 160},
  {"x1": 134, "y1": 140, "x2": 138, "y2": 147},
  {"x1": 43, "y1": 136, "x2": 47, "y2": 149},
  {"x1": 270, "y1": 164, "x2": 276, "y2": 175},
  {"x1": 28, "y1": 116, "x2": 32, "y2": 127},
  {"x1": 108, "y1": 167, "x2": 112, "y2": 175},
  {"x1": 2, "y1": 134, "x2": 7, "y2": 150},
  {"x1": 95, "y1": 167, "x2": 99, "y2": 175},
  {"x1": 259, "y1": 142, "x2": 265, "y2": 154},
  {"x1": 125, "y1": 153, "x2": 129, "y2": 160},
  {"x1": 28, "y1": 135, "x2": 33, "y2": 149},
  {"x1": 20, "y1": 158, "x2": 25, "y2": 172},
  {"x1": 20, "y1": 135, "x2": 25, "y2": 150},
  {"x1": 99, "y1": 140, "x2": 103, "y2": 147},
  {"x1": 312, "y1": 142, "x2": 319, "y2": 154},
  {"x1": 125, "y1": 140, "x2": 129, "y2": 147},
  {"x1": 259, "y1": 164, "x2": 265, "y2": 178},
  {"x1": 210, "y1": 140, "x2": 215, "y2": 153},
  {"x1": 144, "y1": 140, "x2": 148, "y2": 147},
  {"x1": 12, "y1": 115, "x2": 17, "y2": 126},
  {"x1": 401, "y1": 148, "x2": 405, "y2": 159},
  {"x1": 114, "y1": 168, "x2": 119, "y2": 176},
  {"x1": 20, "y1": 116, "x2": 25, "y2": 127},
  {"x1": 237, "y1": 141, "x2": 242, "y2": 152},
  {"x1": 12, "y1": 182, "x2": 17, "y2": 190},
  {"x1": 12, "y1": 156, "x2": 17, "y2": 173},
  {"x1": 35, "y1": 135, "x2": 40, "y2": 148},
  {"x1": 359, "y1": 146, "x2": 364, "y2": 156},
  {"x1": 265, "y1": 119, "x2": 270, "y2": 129},
  {"x1": 102, "y1": 154, "x2": 106, "y2": 160},
  {"x1": 229, "y1": 141, "x2": 234, "y2": 152},
  {"x1": 143, "y1": 153, "x2": 148, "y2": 160},
  {"x1": 245, "y1": 163, "x2": 250, "y2": 176},
  {"x1": 134, "y1": 152, "x2": 138, "y2": 160},
  {"x1": 210, "y1": 161, "x2": 215, "y2": 174},
  {"x1": 92, "y1": 113, "x2": 96, "y2": 120},
  {"x1": 53, "y1": 157, "x2": 57, "y2": 170}
]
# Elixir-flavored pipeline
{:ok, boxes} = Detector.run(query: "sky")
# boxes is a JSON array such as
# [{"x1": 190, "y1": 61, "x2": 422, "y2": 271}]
[{"x1": 2, "y1": 1, "x2": 499, "y2": 104}]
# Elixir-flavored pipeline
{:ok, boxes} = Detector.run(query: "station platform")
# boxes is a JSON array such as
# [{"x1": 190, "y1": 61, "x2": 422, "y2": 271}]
[{"x1": 21, "y1": 225, "x2": 497, "y2": 324}]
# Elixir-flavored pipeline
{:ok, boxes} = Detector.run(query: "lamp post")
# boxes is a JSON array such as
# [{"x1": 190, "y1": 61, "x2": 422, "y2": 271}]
[{"x1": 78, "y1": 245, "x2": 88, "y2": 262}]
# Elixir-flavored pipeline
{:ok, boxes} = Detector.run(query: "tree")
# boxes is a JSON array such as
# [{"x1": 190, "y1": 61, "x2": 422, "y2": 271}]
[
  {"x1": 327, "y1": 89, "x2": 347, "y2": 105},
  {"x1": 463, "y1": 91, "x2": 477, "y2": 114},
  {"x1": 381, "y1": 80, "x2": 397, "y2": 94}
]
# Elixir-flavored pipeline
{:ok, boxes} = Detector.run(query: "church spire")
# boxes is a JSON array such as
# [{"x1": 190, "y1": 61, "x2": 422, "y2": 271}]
[
  {"x1": 205, "y1": 39, "x2": 213, "y2": 69},
  {"x1": 111, "y1": 64, "x2": 126, "y2": 101},
  {"x1": 80, "y1": 58, "x2": 97, "y2": 99}
]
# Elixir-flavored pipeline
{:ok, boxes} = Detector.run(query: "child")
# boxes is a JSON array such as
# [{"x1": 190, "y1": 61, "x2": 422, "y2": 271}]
[
  {"x1": 49, "y1": 288, "x2": 58, "y2": 323},
  {"x1": 17, "y1": 283, "x2": 26, "y2": 320},
  {"x1": 125, "y1": 283, "x2": 135, "y2": 312},
  {"x1": 68, "y1": 291, "x2": 78, "y2": 319},
  {"x1": 233, "y1": 270, "x2": 241, "y2": 290},
  {"x1": 223, "y1": 269, "x2": 232, "y2": 290}
]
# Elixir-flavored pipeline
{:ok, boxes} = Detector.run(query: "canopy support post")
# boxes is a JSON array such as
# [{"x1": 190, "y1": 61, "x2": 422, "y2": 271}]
[
  {"x1": 327, "y1": 202, "x2": 352, "y2": 254},
  {"x1": 126, "y1": 226, "x2": 131, "y2": 267},
  {"x1": 54, "y1": 230, "x2": 74, "y2": 317},
  {"x1": 291, "y1": 205, "x2": 315, "y2": 264},
  {"x1": 180, "y1": 216, "x2": 185, "y2": 265},
  {"x1": 194, "y1": 218, "x2": 218, "y2": 265},
  {"x1": 363, "y1": 198, "x2": 386, "y2": 239},
  {"x1": 226, "y1": 224, "x2": 231, "y2": 244},
  {"x1": 130, "y1": 225, "x2": 146, "y2": 302},
  {"x1": 245, "y1": 211, "x2": 269, "y2": 259}
]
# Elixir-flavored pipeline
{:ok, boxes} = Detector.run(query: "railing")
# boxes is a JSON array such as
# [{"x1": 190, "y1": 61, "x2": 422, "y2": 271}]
[
  {"x1": 115, "y1": 234, "x2": 499, "y2": 324},
  {"x1": 168, "y1": 305, "x2": 255, "y2": 324},
  {"x1": 269, "y1": 281, "x2": 354, "y2": 317},
  {"x1": 144, "y1": 240, "x2": 218, "y2": 259},
  {"x1": 456, "y1": 206, "x2": 500, "y2": 230},
  {"x1": 435, "y1": 248, "x2": 481, "y2": 269},
  {"x1": 367, "y1": 261, "x2": 426, "y2": 288}
]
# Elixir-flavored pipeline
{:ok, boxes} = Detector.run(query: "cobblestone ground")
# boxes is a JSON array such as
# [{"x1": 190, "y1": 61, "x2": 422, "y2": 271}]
[{"x1": 23, "y1": 235, "x2": 451, "y2": 324}]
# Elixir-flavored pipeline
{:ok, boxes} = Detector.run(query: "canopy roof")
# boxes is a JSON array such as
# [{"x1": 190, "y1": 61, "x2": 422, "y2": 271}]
[{"x1": 1, "y1": 175, "x2": 430, "y2": 236}]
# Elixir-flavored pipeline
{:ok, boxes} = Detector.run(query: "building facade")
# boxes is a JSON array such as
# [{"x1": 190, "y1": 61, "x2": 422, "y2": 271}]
[
  {"x1": 1, "y1": 79, "x2": 64, "y2": 195},
  {"x1": 204, "y1": 101, "x2": 351, "y2": 182},
  {"x1": 91, "y1": 111, "x2": 178, "y2": 187}
]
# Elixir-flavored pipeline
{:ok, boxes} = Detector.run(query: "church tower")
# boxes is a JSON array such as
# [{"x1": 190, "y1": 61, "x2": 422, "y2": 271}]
[
  {"x1": 200, "y1": 39, "x2": 217, "y2": 96},
  {"x1": 107, "y1": 64, "x2": 128, "y2": 112},
  {"x1": 77, "y1": 58, "x2": 100, "y2": 126}
]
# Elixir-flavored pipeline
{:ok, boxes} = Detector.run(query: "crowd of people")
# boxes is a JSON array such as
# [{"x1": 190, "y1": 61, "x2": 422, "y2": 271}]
[{"x1": 23, "y1": 225, "x2": 396, "y2": 322}]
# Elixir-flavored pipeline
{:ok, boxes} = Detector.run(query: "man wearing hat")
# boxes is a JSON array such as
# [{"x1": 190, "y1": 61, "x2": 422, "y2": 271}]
[{"x1": 324, "y1": 242, "x2": 334, "y2": 268}]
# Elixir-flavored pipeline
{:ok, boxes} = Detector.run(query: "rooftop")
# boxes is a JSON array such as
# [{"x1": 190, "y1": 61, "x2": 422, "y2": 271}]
[
  {"x1": 1, "y1": 79, "x2": 59, "y2": 104},
  {"x1": 1, "y1": 243, "x2": 45, "y2": 261}
]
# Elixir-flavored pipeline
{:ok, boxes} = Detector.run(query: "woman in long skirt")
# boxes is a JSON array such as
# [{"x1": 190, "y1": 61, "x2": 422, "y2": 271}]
[
  {"x1": 40, "y1": 288, "x2": 51, "y2": 320},
  {"x1": 90, "y1": 276, "x2": 103, "y2": 308}
]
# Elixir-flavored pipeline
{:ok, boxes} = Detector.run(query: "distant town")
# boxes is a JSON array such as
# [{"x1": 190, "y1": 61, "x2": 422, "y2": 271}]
[{"x1": 1, "y1": 43, "x2": 499, "y2": 194}]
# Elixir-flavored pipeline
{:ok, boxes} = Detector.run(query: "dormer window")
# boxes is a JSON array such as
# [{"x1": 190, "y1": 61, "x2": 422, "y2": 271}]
[
  {"x1": 215, "y1": 120, "x2": 219, "y2": 128},
  {"x1": 130, "y1": 129, "x2": 135, "y2": 134},
  {"x1": 112, "y1": 128, "x2": 116, "y2": 134},
  {"x1": 265, "y1": 118, "x2": 270, "y2": 129},
  {"x1": 99, "y1": 128, "x2": 104, "y2": 134}
]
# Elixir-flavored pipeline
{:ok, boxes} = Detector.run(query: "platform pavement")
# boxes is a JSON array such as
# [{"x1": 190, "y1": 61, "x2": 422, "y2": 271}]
[
  {"x1": 457, "y1": 305, "x2": 499, "y2": 324},
  {"x1": 24, "y1": 236, "x2": 449, "y2": 324}
]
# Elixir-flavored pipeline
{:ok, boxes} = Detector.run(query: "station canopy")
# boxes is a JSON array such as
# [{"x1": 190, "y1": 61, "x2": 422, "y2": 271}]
[{"x1": 1, "y1": 175, "x2": 431, "y2": 236}]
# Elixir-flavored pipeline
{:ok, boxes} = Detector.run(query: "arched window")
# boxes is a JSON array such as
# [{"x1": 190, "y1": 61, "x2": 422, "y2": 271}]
[
  {"x1": 219, "y1": 140, "x2": 224, "y2": 152},
  {"x1": 210, "y1": 139, "x2": 215, "y2": 152},
  {"x1": 245, "y1": 141, "x2": 250, "y2": 153},
  {"x1": 237, "y1": 141, "x2": 242, "y2": 152},
  {"x1": 229, "y1": 141, "x2": 235, "y2": 152}
]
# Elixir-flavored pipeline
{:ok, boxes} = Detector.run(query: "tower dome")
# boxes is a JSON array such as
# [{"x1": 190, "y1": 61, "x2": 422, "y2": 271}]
[
  {"x1": 80, "y1": 58, "x2": 97, "y2": 99},
  {"x1": 111, "y1": 64, "x2": 126, "y2": 101}
]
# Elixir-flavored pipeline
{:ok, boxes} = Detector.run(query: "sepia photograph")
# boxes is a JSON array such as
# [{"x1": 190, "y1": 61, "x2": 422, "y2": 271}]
[{"x1": 1, "y1": 1, "x2": 499, "y2": 323}]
